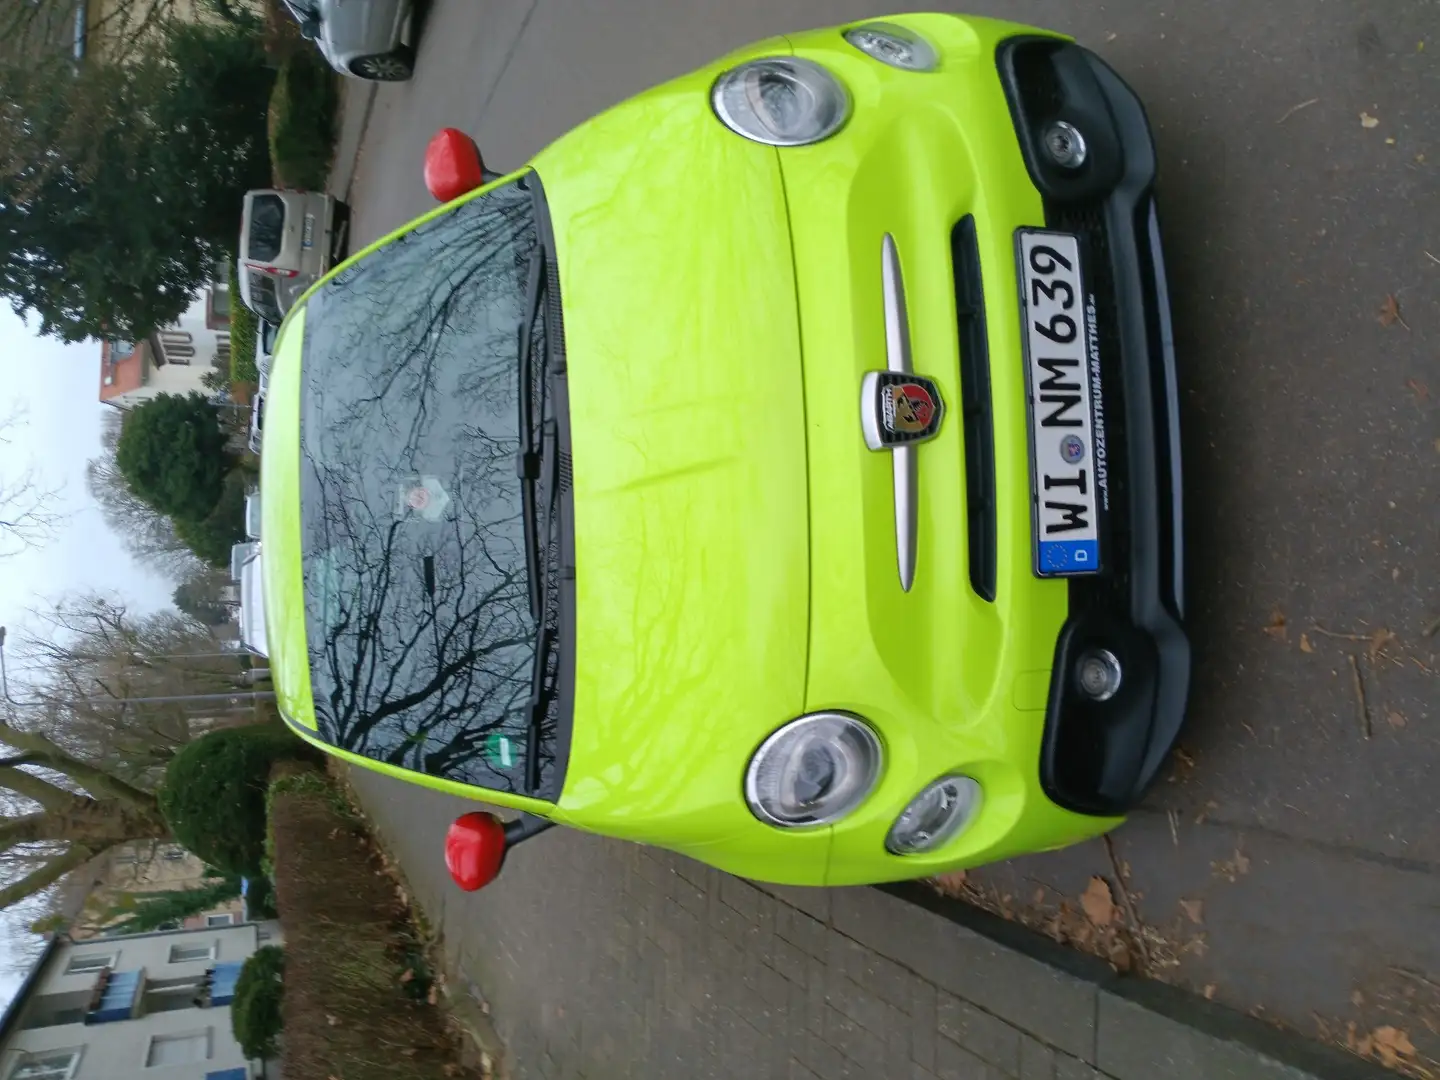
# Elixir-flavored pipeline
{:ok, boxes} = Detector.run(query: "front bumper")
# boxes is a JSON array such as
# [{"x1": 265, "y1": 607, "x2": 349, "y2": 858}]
[
  {"x1": 998, "y1": 38, "x2": 1190, "y2": 816},
  {"x1": 776, "y1": 16, "x2": 1188, "y2": 883}
]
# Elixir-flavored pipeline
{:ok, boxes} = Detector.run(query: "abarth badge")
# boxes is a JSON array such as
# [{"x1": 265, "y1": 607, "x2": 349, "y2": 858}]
[{"x1": 860, "y1": 371, "x2": 945, "y2": 451}]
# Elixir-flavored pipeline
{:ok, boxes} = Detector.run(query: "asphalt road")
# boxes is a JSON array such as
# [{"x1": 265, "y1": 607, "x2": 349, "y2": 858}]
[{"x1": 333, "y1": 0, "x2": 1440, "y2": 1062}]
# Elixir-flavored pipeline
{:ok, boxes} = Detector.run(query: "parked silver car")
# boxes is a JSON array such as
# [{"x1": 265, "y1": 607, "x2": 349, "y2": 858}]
[{"x1": 282, "y1": 0, "x2": 415, "y2": 81}]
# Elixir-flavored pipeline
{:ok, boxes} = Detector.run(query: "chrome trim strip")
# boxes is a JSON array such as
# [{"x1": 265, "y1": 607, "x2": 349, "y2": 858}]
[
  {"x1": 881, "y1": 234, "x2": 918, "y2": 592},
  {"x1": 893, "y1": 446, "x2": 917, "y2": 591},
  {"x1": 881, "y1": 234, "x2": 912, "y2": 374}
]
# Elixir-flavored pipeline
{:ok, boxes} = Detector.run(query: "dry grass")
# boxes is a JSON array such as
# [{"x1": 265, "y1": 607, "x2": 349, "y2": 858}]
[{"x1": 270, "y1": 767, "x2": 478, "y2": 1080}]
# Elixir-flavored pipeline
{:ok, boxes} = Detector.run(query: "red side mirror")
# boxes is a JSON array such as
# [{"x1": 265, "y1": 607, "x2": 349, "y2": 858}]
[
  {"x1": 446, "y1": 812, "x2": 506, "y2": 891},
  {"x1": 424, "y1": 128, "x2": 485, "y2": 203}
]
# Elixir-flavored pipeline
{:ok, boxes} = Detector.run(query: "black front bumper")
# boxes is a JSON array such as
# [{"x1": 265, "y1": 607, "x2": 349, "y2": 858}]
[{"x1": 998, "y1": 38, "x2": 1190, "y2": 817}]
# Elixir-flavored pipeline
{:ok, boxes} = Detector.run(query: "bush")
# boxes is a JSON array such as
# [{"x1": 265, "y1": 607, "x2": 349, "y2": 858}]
[
  {"x1": 115, "y1": 392, "x2": 234, "y2": 521},
  {"x1": 268, "y1": 50, "x2": 339, "y2": 190},
  {"x1": 159, "y1": 726, "x2": 318, "y2": 875},
  {"x1": 173, "y1": 468, "x2": 248, "y2": 568},
  {"x1": 229, "y1": 262, "x2": 259, "y2": 383},
  {"x1": 231, "y1": 945, "x2": 285, "y2": 1059}
]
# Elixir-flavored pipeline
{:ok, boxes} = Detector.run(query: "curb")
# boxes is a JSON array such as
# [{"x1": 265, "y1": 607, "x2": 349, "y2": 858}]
[{"x1": 881, "y1": 881, "x2": 1396, "y2": 1080}]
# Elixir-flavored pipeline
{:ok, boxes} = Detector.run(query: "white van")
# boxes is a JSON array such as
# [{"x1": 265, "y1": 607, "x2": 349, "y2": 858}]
[
  {"x1": 244, "y1": 491, "x2": 262, "y2": 540},
  {"x1": 230, "y1": 541, "x2": 260, "y2": 583},
  {"x1": 237, "y1": 189, "x2": 349, "y2": 321},
  {"x1": 238, "y1": 554, "x2": 268, "y2": 658}
]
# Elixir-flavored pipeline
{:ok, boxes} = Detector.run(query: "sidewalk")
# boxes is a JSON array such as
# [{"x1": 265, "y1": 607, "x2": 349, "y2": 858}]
[{"x1": 348, "y1": 769, "x2": 1388, "y2": 1080}]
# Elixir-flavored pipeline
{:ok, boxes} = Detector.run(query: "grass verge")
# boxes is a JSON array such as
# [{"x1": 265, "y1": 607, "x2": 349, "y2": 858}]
[
  {"x1": 268, "y1": 48, "x2": 340, "y2": 191},
  {"x1": 269, "y1": 766, "x2": 476, "y2": 1079}
]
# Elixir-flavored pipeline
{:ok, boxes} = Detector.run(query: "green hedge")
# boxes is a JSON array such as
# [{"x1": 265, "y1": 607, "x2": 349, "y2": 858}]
[
  {"x1": 231, "y1": 945, "x2": 284, "y2": 1059},
  {"x1": 229, "y1": 261, "x2": 259, "y2": 383},
  {"x1": 159, "y1": 726, "x2": 319, "y2": 875},
  {"x1": 269, "y1": 49, "x2": 339, "y2": 191}
]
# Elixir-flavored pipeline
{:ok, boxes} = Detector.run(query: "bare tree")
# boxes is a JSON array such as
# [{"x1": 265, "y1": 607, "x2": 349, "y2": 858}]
[
  {"x1": 0, "y1": 0, "x2": 262, "y2": 70},
  {"x1": 0, "y1": 407, "x2": 61, "y2": 559},
  {"x1": 0, "y1": 596, "x2": 260, "y2": 912},
  {"x1": 86, "y1": 410, "x2": 205, "y2": 581}
]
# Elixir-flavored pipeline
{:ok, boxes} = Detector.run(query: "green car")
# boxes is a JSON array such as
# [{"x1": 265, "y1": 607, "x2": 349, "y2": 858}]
[{"x1": 261, "y1": 14, "x2": 1188, "y2": 889}]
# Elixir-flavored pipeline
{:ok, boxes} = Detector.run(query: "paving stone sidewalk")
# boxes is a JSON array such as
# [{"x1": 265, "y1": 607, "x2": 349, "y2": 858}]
[{"x1": 347, "y1": 770, "x2": 1383, "y2": 1080}]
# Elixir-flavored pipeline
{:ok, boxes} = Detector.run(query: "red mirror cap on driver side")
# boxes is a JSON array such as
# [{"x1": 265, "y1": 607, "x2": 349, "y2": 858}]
[
  {"x1": 445, "y1": 811, "x2": 506, "y2": 891},
  {"x1": 424, "y1": 128, "x2": 486, "y2": 203}
]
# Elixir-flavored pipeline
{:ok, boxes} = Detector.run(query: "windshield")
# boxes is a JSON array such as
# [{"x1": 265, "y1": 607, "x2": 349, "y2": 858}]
[{"x1": 296, "y1": 179, "x2": 570, "y2": 797}]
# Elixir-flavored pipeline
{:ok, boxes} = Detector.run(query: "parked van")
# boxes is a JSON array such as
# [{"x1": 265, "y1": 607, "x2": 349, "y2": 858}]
[
  {"x1": 238, "y1": 554, "x2": 268, "y2": 658},
  {"x1": 244, "y1": 491, "x2": 262, "y2": 540},
  {"x1": 229, "y1": 541, "x2": 260, "y2": 583},
  {"x1": 237, "y1": 189, "x2": 349, "y2": 321}
]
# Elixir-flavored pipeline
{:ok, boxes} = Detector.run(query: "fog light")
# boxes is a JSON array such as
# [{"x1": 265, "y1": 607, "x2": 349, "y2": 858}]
[
  {"x1": 886, "y1": 776, "x2": 982, "y2": 855},
  {"x1": 1042, "y1": 120, "x2": 1087, "y2": 168},
  {"x1": 1076, "y1": 648, "x2": 1122, "y2": 701}
]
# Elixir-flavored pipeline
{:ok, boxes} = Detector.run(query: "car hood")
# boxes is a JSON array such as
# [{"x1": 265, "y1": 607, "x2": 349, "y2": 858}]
[{"x1": 530, "y1": 48, "x2": 815, "y2": 860}]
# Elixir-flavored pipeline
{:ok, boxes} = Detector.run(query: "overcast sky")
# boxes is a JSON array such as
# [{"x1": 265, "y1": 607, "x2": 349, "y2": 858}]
[{"x1": 0, "y1": 307, "x2": 177, "y2": 1003}]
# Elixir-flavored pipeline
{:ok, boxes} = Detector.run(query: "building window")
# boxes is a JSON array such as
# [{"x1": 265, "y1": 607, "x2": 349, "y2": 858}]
[
  {"x1": 169, "y1": 942, "x2": 219, "y2": 964},
  {"x1": 65, "y1": 952, "x2": 115, "y2": 974},
  {"x1": 143, "y1": 975, "x2": 207, "y2": 1015},
  {"x1": 205, "y1": 913, "x2": 234, "y2": 927},
  {"x1": 8, "y1": 1050, "x2": 81, "y2": 1079},
  {"x1": 145, "y1": 1030, "x2": 211, "y2": 1067}
]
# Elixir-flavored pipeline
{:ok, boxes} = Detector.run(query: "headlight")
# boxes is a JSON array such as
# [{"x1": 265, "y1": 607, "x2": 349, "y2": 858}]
[
  {"x1": 886, "y1": 776, "x2": 982, "y2": 854},
  {"x1": 843, "y1": 22, "x2": 939, "y2": 72},
  {"x1": 711, "y1": 58, "x2": 849, "y2": 147},
  {"x1": 744, "y1": 713, "x2": 882, "y2": 827}
]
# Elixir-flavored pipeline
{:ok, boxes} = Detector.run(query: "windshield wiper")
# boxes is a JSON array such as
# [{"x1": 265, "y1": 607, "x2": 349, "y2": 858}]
[{"x1": 514, "y1": 246, "x2": 548, "y2": 622}]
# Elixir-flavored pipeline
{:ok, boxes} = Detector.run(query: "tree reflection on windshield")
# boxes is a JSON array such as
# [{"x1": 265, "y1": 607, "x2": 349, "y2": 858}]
[{"x1": 297, "y1": 181, "x2": 559, "y2": 794}]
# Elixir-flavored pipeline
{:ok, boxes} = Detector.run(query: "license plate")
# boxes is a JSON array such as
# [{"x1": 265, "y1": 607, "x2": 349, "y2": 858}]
[
  {"x1": 1017, "y1": 230, "x2": 1107, "y2": 577},
  {"x1": 301, "y1": 214, "x2": 315, "y2": 249}
]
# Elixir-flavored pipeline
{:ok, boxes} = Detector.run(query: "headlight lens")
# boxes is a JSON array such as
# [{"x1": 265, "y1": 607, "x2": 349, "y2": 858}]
[
  {"x1": 745, "y1": 713, "x2": 882, "y2": 827},
  {"x1": 886, "y1": 776, "x2": 983, "y2": 854},
  {"x1": 711, "y1": 58, "x2": 849, "y2": 146},
  {"x1": 843, "y1": 22, "x2": 939, "y2": 72}
]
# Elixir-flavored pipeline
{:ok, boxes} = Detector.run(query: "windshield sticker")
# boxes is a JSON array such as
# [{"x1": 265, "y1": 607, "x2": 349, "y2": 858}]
[{"x1": 397, "y1": 475, "x2": 452, "y2": 522}]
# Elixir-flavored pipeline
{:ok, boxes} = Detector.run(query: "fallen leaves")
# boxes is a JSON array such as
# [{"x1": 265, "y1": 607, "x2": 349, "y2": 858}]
[
  {"x1": 1360, "y1": 111, "x2": 1380, "y2": 128},
  {"x1": 1203, "y1": 984, "x2": 1217, "y2": 1000},
  {"x1": 1300, "y1": 633, "x2": 1315, "y2": 654},
  {"x1": 1387, "y1": 710, "x2": 1407, "y2": 730},
  {"x1": 1213, "y1": 849, "x2": 1252, "y2": 882},
  {"x1": 1082, "y1": 877, "x2": 1116, "y2": 927},
  {"x1": 1264, "y1": 610, "x2": 1289, "y2": 641},
  {"x1": 1368, "y1": 627, "x2": 1397, "y2": 662},
  {"x1": 1364, "y1": 1025, "x2": 1418, "y2": 1068},
  {"x1": 1180, "y1": 899, "x2": 1205, "y2": 925},
  {"x1": 1378, "y1": 294, "x2": 1410, "y2": 329},
  {"x1": 1408, "y1": 377, "x2": 1430, "y2": 401}
]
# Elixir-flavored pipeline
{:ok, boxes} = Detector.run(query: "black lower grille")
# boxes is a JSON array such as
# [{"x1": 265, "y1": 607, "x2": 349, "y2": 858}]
[
  {"x1": 951, "y1": 216, "x2": 996, "y2": 602},
  {"x1": 1009, "y1": 38, "x2": 1065, "y2": 122},
  {"x1": 1045, "y1": 200, "x2": 1132, "y2": 613}
]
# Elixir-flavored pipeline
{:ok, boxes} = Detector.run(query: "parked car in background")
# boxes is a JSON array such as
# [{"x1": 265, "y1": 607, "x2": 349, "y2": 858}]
[
  {"x1": 244, "y1": 491, "x2": 262, "y2": 540},
  {"x1": 238, "y1": 553, "x2": 268, "y2": 658},
  {"x1": 282, "y1": 0, "x2": 415, "y2": 81},
  {"x1": 237, "y1": 189, "x2": 348, "y2": 323},
  {"x1": 248, "y1": 387, "x2": 266, "y2": 456},
  {"x1": 230, "y1": 541, "x2": 259, "y2": 584},
  {"x1": 256, "y1": 318, "x2": 278, "y2": 383}
]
